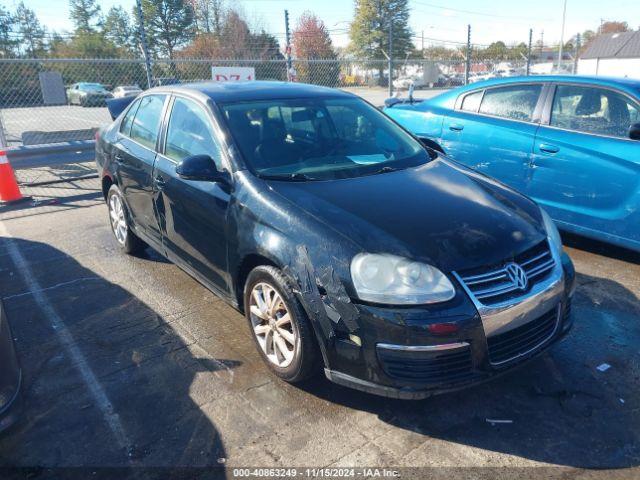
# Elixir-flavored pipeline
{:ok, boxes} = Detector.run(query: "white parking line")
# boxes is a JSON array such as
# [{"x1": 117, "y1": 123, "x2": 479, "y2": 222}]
[{"x1": 0, "y1": 221, "x2": 131, "y2": 452}]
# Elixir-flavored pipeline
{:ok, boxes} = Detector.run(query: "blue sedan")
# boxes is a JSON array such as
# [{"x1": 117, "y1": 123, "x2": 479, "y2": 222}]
[{"x1": 385, "y1": 75, "x2": 640, "y2": 252}]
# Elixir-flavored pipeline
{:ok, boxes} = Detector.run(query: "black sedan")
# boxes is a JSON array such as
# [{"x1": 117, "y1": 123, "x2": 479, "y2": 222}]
[{"x1": 96, "y1": 81, "x2": 575, "y2": 399}]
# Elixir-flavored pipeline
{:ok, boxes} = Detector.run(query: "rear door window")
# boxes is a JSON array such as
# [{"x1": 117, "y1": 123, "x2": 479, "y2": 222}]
[
  {"x1": 119, "y1": 98, "x2": 141, "y2": 136},
  {"x1": 479, "y1": 84, "x2": 542, "y2": 122},
  {"x1": 129, "y1": 95, "x2": 166, "y2": 149},
  {"x1": 550, "y1": 85, "x2": 640, "y2": 138}
]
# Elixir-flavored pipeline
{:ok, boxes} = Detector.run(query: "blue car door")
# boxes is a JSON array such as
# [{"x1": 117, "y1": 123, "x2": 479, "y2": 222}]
[
  {"x1": 440, "y1": 83, "x2": 544, "y2": 193},
  {"x1": 528, "y1": 83, "x2": 640, "y2": 247}
]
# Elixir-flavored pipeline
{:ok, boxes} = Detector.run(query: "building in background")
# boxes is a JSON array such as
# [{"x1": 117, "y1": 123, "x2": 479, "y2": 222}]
[{"x1": 578, "y1": 30, "x2": 640, "y2": 78}]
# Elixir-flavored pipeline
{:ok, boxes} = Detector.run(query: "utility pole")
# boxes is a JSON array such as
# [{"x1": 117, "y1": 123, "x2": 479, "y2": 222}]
[
  {"x1": 526, "y1": 28, "x2": 533, "y2": 76},
  {"x1": 464, "y1": 24, "x2": 471, "y2": 85},
  {"x1": 539, "y1": 30, "x2": 544, "y2": 57},
  {"x1": 557, "y1": 0, "x2": 568, "y2": 73},
  {"x1": 388, "y1": 21, "x2": 393, "y2": 97},
  {"x1": 421, "y1": 30, "x2": 425, "y2": 57},
  {"x1": 135, "y1": 0, "x2": 153, "y2": 89},
  {"x1": 284, "y1": 10, "x2": 293, "y2": 82},
  {"x1": 573, "y1": 32, "x2": 581, "y2": 74}
]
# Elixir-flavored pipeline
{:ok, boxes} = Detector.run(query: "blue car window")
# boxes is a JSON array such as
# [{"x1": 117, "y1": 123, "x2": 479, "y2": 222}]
[
  {"x1": 479, "y1": 84, "x2": 542, "y2": 122},
  {"x1": 130, "y1": 95, "x2": 166, "y2": 150},
  {"x1": 461, "y1": 90, "x2": 483, "y2": 112},
  {"x1": 551, "y1": 85, "x2": 640, "y2": 138},
  {"x1": 165, "y1": 97, "x2": 222, "y2": 168}
]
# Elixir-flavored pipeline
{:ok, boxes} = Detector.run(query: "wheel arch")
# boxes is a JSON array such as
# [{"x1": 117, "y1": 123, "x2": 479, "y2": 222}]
[
  {"x1": 101, "y1": 174, "x2": 114, "y2": 201},
  {"x1": 234, "y1": 253, "x2": 281, "y2": 313}
]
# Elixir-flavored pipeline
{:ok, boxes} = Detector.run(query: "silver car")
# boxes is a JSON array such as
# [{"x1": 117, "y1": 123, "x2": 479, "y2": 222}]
[
  {"x1": 112, "y1": 85, "x2": 143, "y2": 98},
  {"x1": 66, "y1": 82, "x2": 113, "y2": 107}
]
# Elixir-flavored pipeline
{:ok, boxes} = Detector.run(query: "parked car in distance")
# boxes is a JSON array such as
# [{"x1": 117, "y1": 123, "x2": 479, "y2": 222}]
[
  {"x1": 153, "y1": 77, "x2": 180, "y2": 87},
  {"x1": 66, "y1": 82, "x2": 113, "y2": 107},
  {"x1": 112, "y1": 85, "x2": 143, "y2": 98},
  {"x1": 385, "y1": 75, "x2": 640, "y2": 252},
  {"x1": 96, "y1": 81, "x2": 575, "y2": 399},
  {"x1": 0, "y1": 299, "x2": 21, "y2": 432}
]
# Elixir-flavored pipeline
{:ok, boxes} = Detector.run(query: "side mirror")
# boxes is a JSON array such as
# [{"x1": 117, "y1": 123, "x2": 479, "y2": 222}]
[
  {"x1": 175, "y1": 154, "x2": 228, "y2": 183},
  {"x1": 629, "y1": 123, "x2": 640, "y2": 141}
]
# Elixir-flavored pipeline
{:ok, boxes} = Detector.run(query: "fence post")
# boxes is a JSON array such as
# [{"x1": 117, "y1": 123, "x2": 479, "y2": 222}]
[
  {"x1": 0, "y1": 111, "x2": 7, "y2": 149},
  {"x1": 388, "y1": 21, "x2": 394, "y2": 97},
  {"x1": 464, "y1": 24, "x2": 471, "y2": 85},
  {"x1": 526, "y1": 28, "x2": 533, "y2": 76},
  {"x1": 284, "y1": 10, "x2": 293, "y2": 81},
  {"x1": 135, "y1": 0, "x2": 153, "y2": 89}
]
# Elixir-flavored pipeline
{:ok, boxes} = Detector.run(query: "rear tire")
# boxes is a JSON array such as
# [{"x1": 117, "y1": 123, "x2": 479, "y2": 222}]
[
  {"x1": 244, "y1": 266, "x2": 319, "y2": 383},
  {"x1": 106, "y1": 184, "x2": 146, "y2": 255}
]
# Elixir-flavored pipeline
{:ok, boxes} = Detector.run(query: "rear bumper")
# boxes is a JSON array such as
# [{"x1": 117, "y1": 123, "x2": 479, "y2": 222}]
[{"x1": 322, "y1": 252, "x2": 575, "y2": 399}]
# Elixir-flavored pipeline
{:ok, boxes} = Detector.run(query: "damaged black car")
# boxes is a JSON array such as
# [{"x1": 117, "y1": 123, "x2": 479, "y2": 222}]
[{"x1": 96, "y1": 81, "x2": 575, "y2": 399}]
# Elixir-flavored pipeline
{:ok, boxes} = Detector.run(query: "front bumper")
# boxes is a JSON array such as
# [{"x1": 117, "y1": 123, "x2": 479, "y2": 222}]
[{"x1": 322, "y1": 252, "x2": 575, "y2": 399}]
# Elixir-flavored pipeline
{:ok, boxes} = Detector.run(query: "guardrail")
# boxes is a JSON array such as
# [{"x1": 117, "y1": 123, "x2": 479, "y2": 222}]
[{"x1": 7, "y1": 140, "x2": 96, "y2": 186}]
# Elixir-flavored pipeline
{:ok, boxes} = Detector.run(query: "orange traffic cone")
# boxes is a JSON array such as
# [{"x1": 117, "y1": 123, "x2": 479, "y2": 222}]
[{"x1": 0, "y1": 150, "x2": 28, "y2": 204}]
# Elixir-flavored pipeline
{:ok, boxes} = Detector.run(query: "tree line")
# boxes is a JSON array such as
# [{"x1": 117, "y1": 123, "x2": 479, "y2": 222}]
[{"x1": 0, "y1": 0, "x2": 633, "y2": 64}]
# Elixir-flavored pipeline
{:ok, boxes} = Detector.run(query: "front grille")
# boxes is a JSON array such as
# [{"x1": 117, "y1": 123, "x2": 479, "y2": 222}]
[
  {"x1": 377, "y1": 344, "x2": 478, "y2": 384},
  {"x1": 456, "y1": 241, "x2": 555, "y2": 305},
  {"x1": 487, "y1": 307, "x2": 559, "y2": 365}
]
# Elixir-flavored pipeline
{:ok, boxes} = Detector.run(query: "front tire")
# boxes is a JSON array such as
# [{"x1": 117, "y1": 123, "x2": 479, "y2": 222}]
[
  {"x1": 244, "y1": 266, "x2": 319, "y2": 383},
  {"x1": 107, "y1": 184, "x2": 146, "y2": 254}
]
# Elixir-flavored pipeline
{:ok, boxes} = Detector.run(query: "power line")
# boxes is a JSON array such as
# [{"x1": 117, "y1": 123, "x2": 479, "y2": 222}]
[{"x1": 410, "y1": 0, "x2": 553, "y2": 21}]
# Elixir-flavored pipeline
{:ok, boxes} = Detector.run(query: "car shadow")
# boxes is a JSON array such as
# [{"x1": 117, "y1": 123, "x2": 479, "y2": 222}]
[
  {"x1": 295, "y1": 270, "x2": 640, "y2": 469},
  {"x1": 0, "y1": 238, "x2": 239, "y2": 475},
  {"x1": 562, "y1": 232, "x2": 640, "y2": 264}
]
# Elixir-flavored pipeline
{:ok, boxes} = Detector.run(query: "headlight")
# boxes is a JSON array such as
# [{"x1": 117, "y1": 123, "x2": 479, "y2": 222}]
[
  {"x1": 540, "y1": 208, "x2": 563, "y2": 257},
  {"x1": 351, "y1": 253, "x2": 455, "y2": 305}
]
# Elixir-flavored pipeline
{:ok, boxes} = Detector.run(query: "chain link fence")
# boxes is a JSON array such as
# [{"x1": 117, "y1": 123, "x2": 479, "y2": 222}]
[
  {"x1": 0, "y1": 54, "x2": 581, "y2": 190},
  {"x1": 0, "y1": 54, "x2": 578, "y2": 154}
]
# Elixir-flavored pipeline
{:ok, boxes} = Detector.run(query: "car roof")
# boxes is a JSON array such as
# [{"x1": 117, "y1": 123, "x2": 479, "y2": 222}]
[
  {"x1": 464, "y1": 75, "x2": 640, "y2": 90},
  {"x1": 153, "y1": 81, "x2": 354, "y2": 103}
]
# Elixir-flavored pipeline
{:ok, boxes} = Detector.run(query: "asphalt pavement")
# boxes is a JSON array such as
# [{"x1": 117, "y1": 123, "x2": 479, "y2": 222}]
[{"x1": 0, "y1": 177, "x2": 638, "y2": 478}]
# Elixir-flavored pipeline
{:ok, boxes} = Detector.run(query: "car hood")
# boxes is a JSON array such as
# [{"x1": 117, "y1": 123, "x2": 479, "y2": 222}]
[{"x1": 265, "y1": 157, "x2": 546, "y2": 273}]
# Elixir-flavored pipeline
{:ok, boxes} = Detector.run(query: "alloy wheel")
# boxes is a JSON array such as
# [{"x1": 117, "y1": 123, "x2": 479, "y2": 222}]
[
  {"x1": 249, "y1": 282, "x2": 297, "y2": 368},
  {"x1": 109, "y1": 193, "x2": 128, "y2": 246}
]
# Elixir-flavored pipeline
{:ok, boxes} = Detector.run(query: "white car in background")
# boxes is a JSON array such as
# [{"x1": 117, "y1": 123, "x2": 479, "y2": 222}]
[{"x1": 112, "y1": 85, "x2": 143, "y2": 98}]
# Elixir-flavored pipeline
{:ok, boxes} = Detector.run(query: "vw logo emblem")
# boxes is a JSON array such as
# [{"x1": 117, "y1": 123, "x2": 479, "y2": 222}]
[{"x1": 505, "y1": 262, "x2": 528, "y2": 291}]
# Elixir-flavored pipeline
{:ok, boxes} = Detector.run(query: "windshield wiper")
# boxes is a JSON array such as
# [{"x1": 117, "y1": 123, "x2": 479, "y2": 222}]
[
  {"x1": 261, "y1": 172, "x2": 316, "y2": 181},
  {"x1": 288, "y1": 172, "x2": 315, "y2": 181},
  {"x1": 371, "y1": 165, "x2": 400, "y2": 175}
]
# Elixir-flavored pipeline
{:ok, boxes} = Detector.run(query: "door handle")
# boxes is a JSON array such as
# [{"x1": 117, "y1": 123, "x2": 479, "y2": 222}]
[
  {"x1": 114, "y1": 153, "x2": 124, "y2": 163},
  {"x1": 449, "y1": 123, "x2": 464, "y2": 132},
  {"x1": 539, "y1": 143, "x2": 559, "y2": 154},
  {"x1": 153, "y1": 175, "x2": 166, "y2": 190}
]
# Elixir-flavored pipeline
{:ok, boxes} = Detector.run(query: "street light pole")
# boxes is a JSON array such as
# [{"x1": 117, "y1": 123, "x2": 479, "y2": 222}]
[{"x1": 557, "y1": 0, "x2": 568, "y2": 73}]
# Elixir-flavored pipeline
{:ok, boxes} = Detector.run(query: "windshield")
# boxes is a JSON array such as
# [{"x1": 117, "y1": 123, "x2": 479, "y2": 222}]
[{"x1": 220, "y1": 97, "x2": 431, "y2": 180}]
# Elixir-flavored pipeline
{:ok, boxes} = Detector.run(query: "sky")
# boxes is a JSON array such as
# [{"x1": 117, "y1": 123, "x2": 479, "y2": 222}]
[{"x1": 6, "y1": 0, "x2": 640, "y2": 49}]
